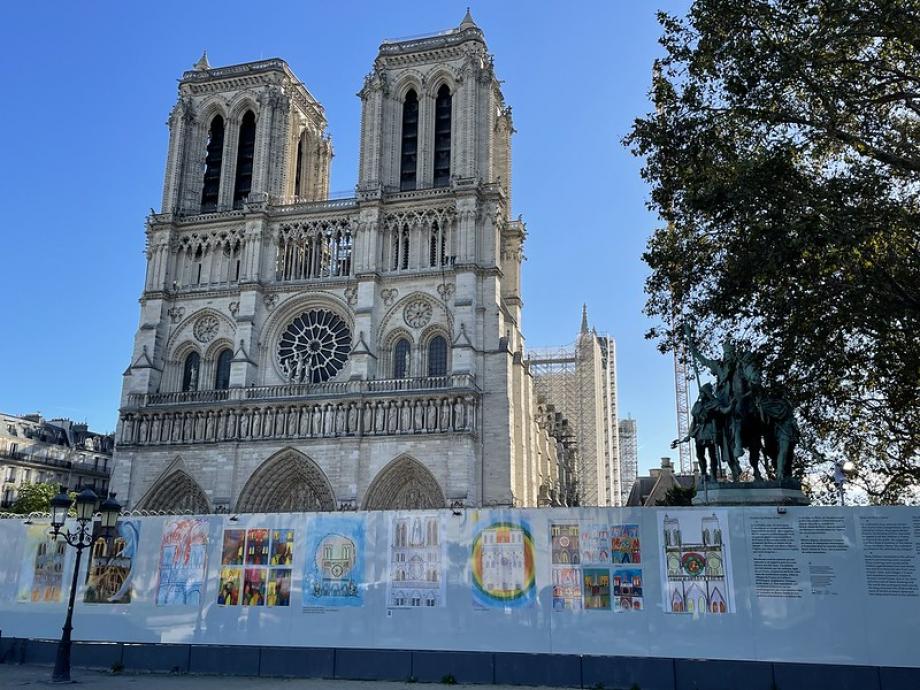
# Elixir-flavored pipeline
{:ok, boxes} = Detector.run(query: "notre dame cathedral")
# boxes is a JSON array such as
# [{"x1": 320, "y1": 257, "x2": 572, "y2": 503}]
[{"x1": 112, "y1": 11, "x2": 572, "y2": 513}]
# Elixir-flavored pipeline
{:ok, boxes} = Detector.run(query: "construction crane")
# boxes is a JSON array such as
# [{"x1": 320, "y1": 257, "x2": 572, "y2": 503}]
[{"x1": 652, "y1": 59, "x2": 694, "y2": 476}]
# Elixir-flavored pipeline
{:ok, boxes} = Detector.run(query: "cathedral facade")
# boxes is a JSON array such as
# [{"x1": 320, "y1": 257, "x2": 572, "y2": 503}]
[{"x1": 112, "y1": 13, "x2": 564, "y2": 513}]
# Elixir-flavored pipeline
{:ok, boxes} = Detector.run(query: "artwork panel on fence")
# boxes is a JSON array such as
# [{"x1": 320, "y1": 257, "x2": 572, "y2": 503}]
[
  {"x1": 471, "y1": 514, "x2": 536, "y2": 609},
  {"x1": 386, "y1": 512, "x2": 446, "y2": 608},
  {"x1": 17, "y1": 523, "x2": 65, "y2": 603},
  {"x1": 303, "y1": 514, "x2": 365, "y2": 609},
  {"x1": 83, "y1": 519, "x2": 140, "y2": 604},
  {"x1": 155, "y1": 518, "x2": 209, "y2": 606},
  {"x1": 659, "y1": 509, "x2": 735, "y2": 616},
  {"x1": 218, "y1": 527, "x2": 296, "y2": 607}
]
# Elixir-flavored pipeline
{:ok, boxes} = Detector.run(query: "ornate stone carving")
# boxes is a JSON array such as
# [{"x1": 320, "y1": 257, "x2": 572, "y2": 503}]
[
  {"x1": 167, "y1": 306, "x2": 185, "y2": 324},
  {"x1": 264, "y1": 293, "x2": 278, "y2": 311},
  {"x1": 121, "y1": 393, "x2": 478, "y2": 448},
  {"x1": 235, "y1": 449, "x2": 336, "y2": 513},
  {"x1": 381, "y1": 288, "x2": 399, "y2": 306},
  {"x1": 344, "y1": 285, "x2": 358, "y2": 306},
  {"x1": 139, "y1": 470, "x2": 209, "y2": 514},
  {"x1": 193, "y1": 314, "x2": 219, "y2": 343},
  {"x1": 363, "y1": 457, "x2": 446, "y2": 510},
  {"x1": 228, "y1": 301, "x2": 239, "y2": 317},
  {"x1": 403, "y1": 299, "x2": 433, "y2": 329},
  {"x1": 437, "y1": 283, "x2": 455, "y2": 301}
]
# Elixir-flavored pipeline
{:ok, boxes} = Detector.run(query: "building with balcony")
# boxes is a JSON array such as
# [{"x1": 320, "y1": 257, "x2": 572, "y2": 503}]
[
  {"x1": 112, "y1": 12, "x2": 562, "y2": 513},
  {"x1": 527, "y1": 306, "x2": 622, "y2": 506},
  {"x1": 1, "y1": 413, "x2": 114, "y2": 509}
]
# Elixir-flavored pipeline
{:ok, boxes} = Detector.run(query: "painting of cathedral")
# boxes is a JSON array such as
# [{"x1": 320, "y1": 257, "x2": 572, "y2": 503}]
[
  {"x1": 612, "y1": 568, "x2": 643, "y2": 612},
  {"x1": 386, "y1": 513, "x2": 445, "y2": 608},
  {"x1": 552, "y1": 566, "x2": 582, "y2": 610},
  {"x1": 83, "y1": 520, "x2": 140, "y2": 604},
  {"x1": 17, "y1": 524, "x2": 66, "y2": 603},
  {"x1": 611, "y1": 524, "x2": 640, "y2": 564},
  {"x1": 471, "y1": 517, "x2": 536, "y2": 609},
  {"x1": 303, "y1": 515, "x2": 364, "y2": 608},
  {"x1": 658, "y1": 510, "x2": 734, "y2": 615},
  {"x1": 551, "y1": 523, "x2": 581, "y2": 565},
  {"x1": 578, "y1": 523, "x2": 611, "y2": 564},
  {"x1": 155, "y1": 518, "x2": 209, "y2": 605}
]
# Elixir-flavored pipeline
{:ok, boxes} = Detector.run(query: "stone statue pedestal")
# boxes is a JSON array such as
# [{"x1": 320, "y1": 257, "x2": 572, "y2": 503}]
[{"x1": 691, "y1": 477, "x2": 809, "y2": 507}]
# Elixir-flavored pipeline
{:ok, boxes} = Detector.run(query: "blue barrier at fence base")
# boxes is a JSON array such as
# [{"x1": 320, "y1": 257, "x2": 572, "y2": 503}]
[{"x1": 1, "y1": 638, "x2": 918, "y2": 690}]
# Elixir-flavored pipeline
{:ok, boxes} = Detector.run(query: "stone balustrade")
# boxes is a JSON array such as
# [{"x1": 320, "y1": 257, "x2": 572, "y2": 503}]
[
  {"x1": 119, "y1": 390, "x2": 479, "y2": 447},
  {"x1": 126, "y1": 375, "x2": 474, "y2": 408}
]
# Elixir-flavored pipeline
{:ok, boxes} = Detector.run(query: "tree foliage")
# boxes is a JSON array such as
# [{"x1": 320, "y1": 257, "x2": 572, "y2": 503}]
[
  {"x1": 8, "y1": 482, "x2": 72, "y2": 515},
  {"x1": 625, "y1": 0, "x2": 920, "y2": 503}
]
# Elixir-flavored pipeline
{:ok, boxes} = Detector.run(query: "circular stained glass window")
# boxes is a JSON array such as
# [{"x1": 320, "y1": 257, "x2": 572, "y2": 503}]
[{"x1": 277, "y1": 309, "x2": 351, "y2": 383}]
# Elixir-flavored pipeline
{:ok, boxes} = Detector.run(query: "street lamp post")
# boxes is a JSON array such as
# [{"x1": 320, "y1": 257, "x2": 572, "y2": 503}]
[{"x1": 47, "y1": 486, "x2": 121, "y2": 683}]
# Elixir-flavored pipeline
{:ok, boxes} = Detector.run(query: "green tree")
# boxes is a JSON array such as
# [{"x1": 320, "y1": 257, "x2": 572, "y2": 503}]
[
  {"x1": 9, "y1": 483, "x2": 72, "y2": 514},
  {"x1": 657, "y1": 484, "x2": 697, "y2": 507},
  {"x1": 625, "y1": 0, "x2": 920, "y2": 503}
]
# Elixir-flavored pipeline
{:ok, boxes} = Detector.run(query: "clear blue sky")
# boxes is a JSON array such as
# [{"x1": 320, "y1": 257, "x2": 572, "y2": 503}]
[{"x1": 0, "y1": 1, "x2": 690, "y2": 475}]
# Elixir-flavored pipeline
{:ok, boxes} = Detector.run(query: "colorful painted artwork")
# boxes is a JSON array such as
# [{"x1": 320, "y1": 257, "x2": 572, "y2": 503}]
[
  {"x1": 552, "y1": 566, "x2": 582, "y2": 610},
  {"x1": 221, "y1": 529, "x2": 245, "y2": 565},
  {"x1": 270, "y1": 529, "x2": 295, "y2": 566},
  {"x1": 243, "y1": 568, "x2": 267, "y2": 606},
  {"x1": 303, "y1": 515, "x2": 364, "y2": 608},
  {"x1": 578, "y1": 523, "x2": 611, "y2": 564},
  {"x1": 551, "y1": 523, "x2": 581, "y2": 565},
  {"x1": 17, "y1": 524, "x2": 66, "y2": 602},
  {"x1": 155, "y1": 518, "x2": 209, "y2": 606},
  {"x1": 245, "y1": 529, "x2": 270, "y2": 565},
  {"x1": 612, "y1": 568, "x2": 643, "y2": 612},
  {"x1": 471, "y1": 516, "x2": 536, "y2": 609},
  {"x1": 219, "y1": 527, "x2": 295, "y2": 607},
  {"x1": 386, "y1": 512, "x2": 446, "y2": 608},
  {"x1": 83, "y1": 520, "x2": 140, "y2": 604},
  {"x1": 267, "y1": 568, "x2": 292, "y2": 606},
  {"x1": 218, "y1": 567, "x2": 241, "y2": 605},
  {"x1": 583, "y1": 568, "x2": 611, "y2": 610},
  {"x1": 659, "y1": 510, "x2": 734, "y2": 615},
  {"x1": 611, "y1": 524, "x2": 641, "y2": 564}
]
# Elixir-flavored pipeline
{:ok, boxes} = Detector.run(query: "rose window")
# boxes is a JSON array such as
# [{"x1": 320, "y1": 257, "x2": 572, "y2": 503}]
[{"x1": 277, "y1": 309, "x2": 351, "y2": 383}]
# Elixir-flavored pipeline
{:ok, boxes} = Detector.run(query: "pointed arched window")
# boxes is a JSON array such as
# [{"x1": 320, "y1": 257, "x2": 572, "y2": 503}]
[
  {"x1": 294, "y1": 133, "x2": 305, "y2": 197},
  {"x1": 401, "y1": 225, "x2": 410, "y2": 270},
  {"x1": 201, "y1": 115, "x2": 224, "y2": 212},
  {"x1": 433, "y1": 85, "x2": 452, "y2": 187},
  {"x1": 393, "y1": 339, "x2": 411, "y2": 379},
  {"x1": 427, "y1": 336, "x2": 448, "y2": 377},
  {"x1": 233, "y1": 111, "x2": 256, "y2": 209},
  {"x1": 400, "y1": 90, "x2": 419, "y2": 191},
  {"x1": 214, "y1": 348, "x2": 232, "y2": 390},
  {"x1": 182, "y1": 352, "x2": 201, "y2": 392}
]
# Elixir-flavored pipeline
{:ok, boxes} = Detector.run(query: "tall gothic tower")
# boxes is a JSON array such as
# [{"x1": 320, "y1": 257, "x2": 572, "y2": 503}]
[{"x1": 112, "y1": 12, "x2": 558, "y2": 513}]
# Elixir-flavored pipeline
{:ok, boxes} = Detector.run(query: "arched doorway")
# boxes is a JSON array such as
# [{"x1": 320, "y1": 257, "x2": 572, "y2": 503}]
[
  {"x1": 235, "y1": 448, "x2": 336, "y2": 513},
  {"x1": 138, "y1": 470, "x2": 210, "y2": 514},
  {"x1": 363, "y1": 456, "x2": 446, "y2": 510}
]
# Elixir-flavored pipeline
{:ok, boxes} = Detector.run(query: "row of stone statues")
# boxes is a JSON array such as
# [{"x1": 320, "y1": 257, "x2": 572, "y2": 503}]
[
  {"x1": 672, "y1": 333, "x2": 799, "y2": 482},
  {"x1": 122, "y1": 395, "x2": 478, "y2": 446}
]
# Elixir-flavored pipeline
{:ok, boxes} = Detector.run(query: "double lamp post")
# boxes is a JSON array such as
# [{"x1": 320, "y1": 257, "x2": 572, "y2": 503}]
[{"x1": 47, "y1": 486, "x2": 121, "y2": 683}]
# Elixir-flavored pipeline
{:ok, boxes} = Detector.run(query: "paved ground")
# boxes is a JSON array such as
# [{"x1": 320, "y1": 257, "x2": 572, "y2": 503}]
[{"x1": 0, "y1": 665, "x2": 535, "y2": 689}]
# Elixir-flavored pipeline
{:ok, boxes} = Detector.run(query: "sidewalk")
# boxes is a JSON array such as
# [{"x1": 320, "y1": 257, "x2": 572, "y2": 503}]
[{"x1": 0, "y1": 664, "x2": 533, "y2": 689}]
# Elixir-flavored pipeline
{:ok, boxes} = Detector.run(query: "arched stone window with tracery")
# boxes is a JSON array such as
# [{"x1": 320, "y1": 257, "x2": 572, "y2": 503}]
[
  {"x1": 400, "y1": 90, "x2": 419, "y2": 191},
  {"x1": 233, "y1": 110, "x2": 256, "y2": 208},
  {"x1": 433, "y1": 84, "x2": 452, "y2": 187},
  {"x1": 200, "y1": 115, "x2": 224, "y2": 212},
  {"x1": 235, "y1": 450, "x2": 336, "y2": 513},
  {"x1": 139, "y1": 470, "x2": 210, "y2": 514},
  {"x1": 214, "y1": 348, "x2": 232, "y2": 389},
  {"x1": 427, "y1": 335, "x2": 448, "y2": 377},
  {"x1": 181, "y1": 352, "x2": 200, "y2": 392},
  {"x1": 393, "y1": 338, "x2": 411, "y2": 379}
]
